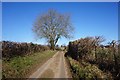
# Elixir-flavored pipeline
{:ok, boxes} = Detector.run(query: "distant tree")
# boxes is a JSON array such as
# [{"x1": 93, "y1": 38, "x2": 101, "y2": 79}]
[
  {"x1": 94, "y1": 36, "x2": 105, "y2": 46},
  {"x1": 32, "y1": 9, "x2": 74, "y2": 50}
]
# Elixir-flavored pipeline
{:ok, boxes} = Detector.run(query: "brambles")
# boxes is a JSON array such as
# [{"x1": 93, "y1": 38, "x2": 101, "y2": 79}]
[{"x1": 2, "y1": 41, "x2": 49, "y2": 59}]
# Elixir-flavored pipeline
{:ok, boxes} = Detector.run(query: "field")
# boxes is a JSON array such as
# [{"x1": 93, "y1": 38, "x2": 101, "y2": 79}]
[{"x1": 2, "y1": 50, "x2": 57, "y2": 78}]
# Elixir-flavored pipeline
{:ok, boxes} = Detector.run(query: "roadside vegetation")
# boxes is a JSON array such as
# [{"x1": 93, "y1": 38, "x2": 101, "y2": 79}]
[
  {"x1": 65, "y1": 36, "x2": 120, "y2": 79},
  {"x1": 67, "y1": 57, "x2": 112, "y2": 79},
  {"x1": 2, "y1": 41, "x2": 49, "y2": 59},
  {"x1": 2, "y1": 41, "x2": 57, "y2": 79},
  {"x1": 2, "y1": 50, "x2": 57, "y2": 78}
]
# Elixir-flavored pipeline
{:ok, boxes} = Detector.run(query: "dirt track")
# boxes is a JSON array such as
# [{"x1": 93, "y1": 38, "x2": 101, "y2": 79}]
[{"x1": 29, "y1": 51, "x2": 70, "y2": 78}]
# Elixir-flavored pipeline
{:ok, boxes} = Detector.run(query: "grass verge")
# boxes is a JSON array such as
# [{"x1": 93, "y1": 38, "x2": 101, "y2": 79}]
[
  {"x1": 2, "y1": 50, "x2": 57, "y2": 78},
  {"x1": 67, "y1": 56, "x2": 112, "y2": 79}
]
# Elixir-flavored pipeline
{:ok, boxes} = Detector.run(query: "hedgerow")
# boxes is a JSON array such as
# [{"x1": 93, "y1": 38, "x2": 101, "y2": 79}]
[
  {"x1": 2, "y1": 41, "x2": 49, "y2": 59},
  {"x1": 66, "y1": 36, "x2": 120, "y2": 79}
]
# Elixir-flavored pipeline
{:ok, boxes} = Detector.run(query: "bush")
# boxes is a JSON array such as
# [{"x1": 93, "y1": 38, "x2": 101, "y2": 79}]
[
  {"x1": 68, "y1": 37, "x2": 95, "y2": 60},
  {"x1": 66, "y1": 37, "x2": 120, "y2": 79},
  {"x1": 2, "y1": 41, "x2": 50, "y2": 59}
]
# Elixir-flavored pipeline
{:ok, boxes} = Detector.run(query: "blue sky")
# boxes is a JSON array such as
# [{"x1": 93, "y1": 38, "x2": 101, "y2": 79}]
[{"x1": 2, "y1": 2, "x2": 118, "y2": 45}]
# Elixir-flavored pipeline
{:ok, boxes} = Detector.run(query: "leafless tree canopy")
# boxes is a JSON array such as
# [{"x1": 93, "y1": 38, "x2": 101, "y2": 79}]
[{"x1": 32, "y1": 9, "x2": 73, "y2": 50}]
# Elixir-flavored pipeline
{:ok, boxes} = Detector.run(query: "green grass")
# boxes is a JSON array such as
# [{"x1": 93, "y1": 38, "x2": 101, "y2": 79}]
[
  {"x1": 67, "y1": 57, "x2": 112, "y2": 79},
  {"x1": 2, "y1": 50, "x2": 57, "y2": 78}
]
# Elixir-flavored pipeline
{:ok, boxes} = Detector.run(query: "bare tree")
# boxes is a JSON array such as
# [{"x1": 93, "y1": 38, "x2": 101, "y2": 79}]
[
  {"x1": 32, "y1": 9, "x2": 74, "y2": 50},
  {"x1": 93, "y1": 36, "x2": 105, "y2": 60}
]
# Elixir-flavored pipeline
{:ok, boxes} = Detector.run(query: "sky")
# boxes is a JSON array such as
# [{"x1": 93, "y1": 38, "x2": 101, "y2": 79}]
[{"x1": 2, "y1": 2, "x2": 118, "y2": 45}]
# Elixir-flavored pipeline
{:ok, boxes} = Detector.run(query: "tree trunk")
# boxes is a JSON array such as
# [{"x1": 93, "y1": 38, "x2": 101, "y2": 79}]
[{"x1": 50, "y1": 39, "x2": 55, "y2": 50}]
